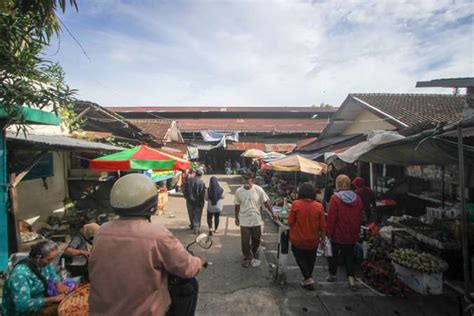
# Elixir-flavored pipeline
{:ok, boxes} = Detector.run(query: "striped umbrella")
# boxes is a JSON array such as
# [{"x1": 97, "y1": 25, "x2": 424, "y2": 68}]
[{"x1": 90, "y1": 145, "x2": 191, "y2": 171}]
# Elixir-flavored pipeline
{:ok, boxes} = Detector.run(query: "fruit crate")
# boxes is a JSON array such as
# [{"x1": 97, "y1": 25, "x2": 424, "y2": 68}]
[{"x1": 393, "y1": 263, "x2": 443, "y2": 295}]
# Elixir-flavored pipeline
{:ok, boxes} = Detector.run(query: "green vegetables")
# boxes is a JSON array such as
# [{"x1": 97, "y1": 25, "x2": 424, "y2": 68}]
[{"x1": 390, "y1": 249, "x2": 448, "y2": 273}]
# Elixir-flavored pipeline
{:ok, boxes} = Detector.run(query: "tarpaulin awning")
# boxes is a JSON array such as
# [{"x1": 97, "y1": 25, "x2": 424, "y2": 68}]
[
  {"x1": 266, "y1": 155, "x2": 327, "y2": 175},
  {"x1": 90, "y1": 145, "x2": 191, "y2": 171},
  {"x1": 264, "y1": 144, "x2": 296, "y2": 153},
  {"x1": 337, "y1": 131, "x2": 405, "y2": 163},
  {"x1": 262, "y1": 152, "x2": 286, "y2": 162},
  {"x1": 0, "y1": 104, "x2": 60, "y2": 126}
]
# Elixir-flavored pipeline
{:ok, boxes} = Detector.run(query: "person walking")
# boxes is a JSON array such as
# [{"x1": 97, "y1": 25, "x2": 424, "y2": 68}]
[
  {"x1": 234, "y1": 171, "x2": 275, "y2": 268},
  {"x1": 288, "y1": 183, "x2": 326, "y2": 291},
  {"x1": 89, "y1": 174, "x2": 207, "y2": 316},
  {"x1": 352, "y1": 176, "x2": 376, "y2": 223},
  {"x1": 183, "y1": 168, "x2": 206, "y2": 234},
  {"x1": 326, "y1": 174, "x2": 363, "y2": 291},
  {"x1": 206, "y1": 176, "x2": 225, "y2": 235}
]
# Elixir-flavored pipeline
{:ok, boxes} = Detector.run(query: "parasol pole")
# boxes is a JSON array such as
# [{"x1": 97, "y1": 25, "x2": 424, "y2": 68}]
[{"x1": 457, "y1": 125, "x2": 470, "y2": 301}]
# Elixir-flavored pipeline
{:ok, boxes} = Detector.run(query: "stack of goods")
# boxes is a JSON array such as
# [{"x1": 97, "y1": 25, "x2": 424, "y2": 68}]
[
  {"x1": 389, "y1": 249, "x2": 448, "y2": 274},
  {"x1": 390, "y1": 216, "x2": 459, "y2": 249},
  {"x1": 362, "y1": 261, "x2": 409, "y2": 296},
  {"x1": 366, "y1": 236, "x2": 394, "y2": 261}
]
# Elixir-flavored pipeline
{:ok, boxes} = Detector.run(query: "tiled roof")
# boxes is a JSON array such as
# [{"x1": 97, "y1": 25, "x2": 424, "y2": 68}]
[
  {"x1": 108, "y1": 106, "x2": 337, "y2": 113},
  {"x1": 265, "y1": 144, "x2": 296, "y2": 153},
  {"x1": 227, "y1": 142, "x2": 266, "y2": 151},
  {"x1": 127, "y1": 119, "x2": 173, "y2": 141},
  {"x1": 175, "y1": 118, "x2": 328, "y2": 133},
  {"x1": 350, "y1": 93, "x2": 465, "y2": 127}
]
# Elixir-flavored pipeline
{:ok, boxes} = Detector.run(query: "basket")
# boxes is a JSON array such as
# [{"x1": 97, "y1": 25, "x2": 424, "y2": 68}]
[{"x1": 58, "y1": 283, "x2": 90, "y2": 316}]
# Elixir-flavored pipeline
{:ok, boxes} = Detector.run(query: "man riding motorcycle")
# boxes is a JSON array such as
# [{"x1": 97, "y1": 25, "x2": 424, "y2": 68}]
[{"x1": 89, "y1": 173, "x2": 207, "y2": 315}]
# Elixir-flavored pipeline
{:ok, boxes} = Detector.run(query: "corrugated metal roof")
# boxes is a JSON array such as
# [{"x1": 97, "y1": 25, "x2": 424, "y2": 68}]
[
  {"x1": 108, "y1": 106, "x2": 337, "y2": 113},
  {"x1": 7, "y1": 132, "x2": 124, "y2": 152},
  {"x1": 227, "y1": 142, "x2": 266, "y2": 151},
  {"x1": 264, "y1": 144, "x2": 296, "y2": 153},
  {"x1": 176, "y1": 118, "x2": 328, "y2": 133}
]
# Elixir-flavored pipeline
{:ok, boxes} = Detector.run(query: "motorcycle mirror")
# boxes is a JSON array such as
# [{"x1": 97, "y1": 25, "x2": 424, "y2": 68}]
[{"x1": 195, "y1": 233, "x2": 212, "y2": 249}]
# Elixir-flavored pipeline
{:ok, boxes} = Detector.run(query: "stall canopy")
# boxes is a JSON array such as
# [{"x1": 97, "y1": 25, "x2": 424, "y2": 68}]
[
  {"x1": 266, "y1": 155, "x2": 327, "y2": 175},
  {"x1": 241, "y1": 149, "x2": 266, "y2": 158},
  {"x1": 339, "y1": 120, "x2": 474, "y2": 166},
  {"x1": 90, "y1": 145, "x2": 191, "y2": 171},
  {"x1": 262, "y1": 151, "x2": 286, "y2": 162},
  {"x1": 0, "y1": 104, "x2": 61, "y2": 126}
]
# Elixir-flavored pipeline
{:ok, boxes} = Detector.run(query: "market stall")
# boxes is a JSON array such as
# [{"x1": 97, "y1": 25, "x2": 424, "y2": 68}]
[{"x1": 260, "y1": 155, "x2": 327, "y2": 280}]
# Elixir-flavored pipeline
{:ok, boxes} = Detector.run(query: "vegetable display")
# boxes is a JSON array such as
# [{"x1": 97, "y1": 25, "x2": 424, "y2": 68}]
[{"x1": 389, "y1": 249, "x2": 448, "y2": 273}]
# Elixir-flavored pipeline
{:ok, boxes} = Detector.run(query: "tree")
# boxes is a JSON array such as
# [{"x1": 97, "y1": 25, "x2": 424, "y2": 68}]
[{"x1": 0, "y1": 0, "x2": 78, "y2": 125}]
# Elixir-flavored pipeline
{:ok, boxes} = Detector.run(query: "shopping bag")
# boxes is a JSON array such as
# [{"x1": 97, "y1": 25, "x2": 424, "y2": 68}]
[{"x1": 324, "y1": 238, "x2": 332, "y2": 257}]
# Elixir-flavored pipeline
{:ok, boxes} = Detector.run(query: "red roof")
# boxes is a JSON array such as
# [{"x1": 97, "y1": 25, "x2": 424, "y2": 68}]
[
  {"x1": 108, "y1": 106, "x2": 337, "y2": 113},
  {"x1": 227, "y1": 142, "x2": 266, "y2": 151},
  {"x1": 265, "y1": 144, "x2": 296, "y2": 153},
  {"x1": 176, "y1": 118, "x2": 328, "y2": 133}
]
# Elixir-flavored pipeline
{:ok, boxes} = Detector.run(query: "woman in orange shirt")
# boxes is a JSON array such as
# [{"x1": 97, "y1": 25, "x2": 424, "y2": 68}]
[{"x1": 288, "y1": 183, "x2": 326, "y2": 291}]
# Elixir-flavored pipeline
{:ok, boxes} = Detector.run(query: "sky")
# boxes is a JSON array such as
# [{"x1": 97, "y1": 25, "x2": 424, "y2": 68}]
[{"x1": 48, "y1": 0, "x2": 474, "y2": 107}]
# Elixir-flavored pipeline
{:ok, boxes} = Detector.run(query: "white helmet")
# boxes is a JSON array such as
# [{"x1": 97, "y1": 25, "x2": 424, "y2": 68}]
[{"x1": 110, "y1": 174, "x2": 157, "y2": 217}]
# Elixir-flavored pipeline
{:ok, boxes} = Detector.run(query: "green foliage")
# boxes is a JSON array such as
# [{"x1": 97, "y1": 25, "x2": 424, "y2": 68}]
[{"x1": 0, "y1": 0, "x2": 78, "y2": 127}]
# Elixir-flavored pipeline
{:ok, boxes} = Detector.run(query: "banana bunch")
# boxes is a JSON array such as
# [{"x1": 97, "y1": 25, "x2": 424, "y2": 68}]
[{"x1": 389, "y1": 248, "x2": 448, "y2": 273}]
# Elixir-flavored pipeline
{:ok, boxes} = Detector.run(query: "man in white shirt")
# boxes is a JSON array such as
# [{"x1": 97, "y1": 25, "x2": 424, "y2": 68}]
[{"x1": 234, "y1": 171, "x2": 274, "y2": 268}]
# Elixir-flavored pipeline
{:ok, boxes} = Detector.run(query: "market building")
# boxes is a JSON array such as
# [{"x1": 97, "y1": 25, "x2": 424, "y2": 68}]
[{"x1": 109, "y1": 106, "x2": 336, "y2": 169}]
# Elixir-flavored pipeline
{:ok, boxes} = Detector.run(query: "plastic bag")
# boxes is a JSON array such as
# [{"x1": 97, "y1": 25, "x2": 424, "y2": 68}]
[{"x1": 324, "y1": 238, "x2": 332, "y2": 257}]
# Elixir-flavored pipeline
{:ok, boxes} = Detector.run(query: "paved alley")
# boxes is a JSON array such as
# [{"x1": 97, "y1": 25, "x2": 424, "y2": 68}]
[{"x1": 153, "y1": 175, "x2": 460, "y2": 316}]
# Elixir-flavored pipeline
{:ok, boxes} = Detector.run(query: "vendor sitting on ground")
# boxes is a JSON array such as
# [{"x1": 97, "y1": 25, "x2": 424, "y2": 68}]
[
  {"x1": 63, "y1": 223, "x2": 100, "y2": 276},
  {"x1": 2, "y1": 240, "x2": 69, "y2": 315}
]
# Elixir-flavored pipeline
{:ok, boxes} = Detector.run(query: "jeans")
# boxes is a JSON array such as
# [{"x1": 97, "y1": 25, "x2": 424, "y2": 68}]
[
  {"x1": 186, "y1": 201, "x2": 203, "y2": 230},
  {"x1": 240, "y1": 226, "x2": 261, "y2": 261},
  {"x1": 291, "y1": 245, "x2": 317, "y2": 279},
  {"x1": 207, "y1": 212, "x2": 220, "y2": 230},
  {"x1": 327, "y1": 241, "x2": 355, "y2": 277}
]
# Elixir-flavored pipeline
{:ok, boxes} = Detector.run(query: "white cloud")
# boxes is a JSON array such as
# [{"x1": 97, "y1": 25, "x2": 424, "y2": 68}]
[{"x1": 51, "y1": 0, "x2": 474, "y2": 107}]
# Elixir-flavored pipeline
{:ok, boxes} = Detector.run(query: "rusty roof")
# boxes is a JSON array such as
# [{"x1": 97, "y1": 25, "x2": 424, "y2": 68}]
[
  {"x1": 176, "y1": 118, "x2": 328, "y2": 133},
  {"x1": 227, "y1": 142, "x2": 266, "y2": 151},
  {"x1": 265, "y1": 144, "x2": 296, "y2": 153},
  {"x1": 108, "y1": 106, "x2": 337, "y2": 113},
  {"x1": 127, "y1": 119, "x2": 173, "y2": 141}
]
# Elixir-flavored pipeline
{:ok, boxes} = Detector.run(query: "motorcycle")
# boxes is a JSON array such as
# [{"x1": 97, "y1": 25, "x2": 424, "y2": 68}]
[{"x1": 168, "y1": 233, "x2": 212, "y2": 316}]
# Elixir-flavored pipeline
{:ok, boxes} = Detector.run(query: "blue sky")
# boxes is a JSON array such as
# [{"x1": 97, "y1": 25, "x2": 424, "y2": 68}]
[{"x1": 48, "y1": 0, "x2": 474, "y2": 107}]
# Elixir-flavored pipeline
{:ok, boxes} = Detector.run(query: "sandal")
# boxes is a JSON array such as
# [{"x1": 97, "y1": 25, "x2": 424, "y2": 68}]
[
  {"x1": 242, "y1": 260, "x2": 251, "y2": 268},
  {"x1": 300, "y1": 282, "x2": 316, "y2": 291}
]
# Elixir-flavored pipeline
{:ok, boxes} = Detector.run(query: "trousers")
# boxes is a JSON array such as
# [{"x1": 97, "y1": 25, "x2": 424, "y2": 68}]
[
  {"x1": 186, "y1": 201, "x2": 203, "y2": 230},
  {"x1": 240, "y1": 226, "x2": 261, "y2": 260},
  {"x1": 207, "y1": 212, "x2": 220, "y2": 230},
  {"x1": 291, "y1": 245, "x2": 318, "y2": 279},
  {"x1": 327, "y1": 241, "x2": 355, "y2": 277}
]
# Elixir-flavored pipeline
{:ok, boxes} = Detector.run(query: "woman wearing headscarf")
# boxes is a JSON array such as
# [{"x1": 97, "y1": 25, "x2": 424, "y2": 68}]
[
  {"x1": 2, "y1": 240, "x2": 69, "y2": 315},
  {"x1": 206, "y1": 176, "x2": 224, "y2": 235},
  {"x1": 326, "y1": 175, "x2": 363, "y2": 291},
  {"x1": 63, "y1": 223, "x2": 100, "y2": 276}
]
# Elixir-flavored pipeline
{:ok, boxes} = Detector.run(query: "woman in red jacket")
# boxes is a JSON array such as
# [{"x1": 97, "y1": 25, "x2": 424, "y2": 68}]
[
  {"x1": 288, "y1": 183, "x2": 326, "y2": 291},
  {"x1": 326, "y1": 174, "x2": 363, "y2": 290}
]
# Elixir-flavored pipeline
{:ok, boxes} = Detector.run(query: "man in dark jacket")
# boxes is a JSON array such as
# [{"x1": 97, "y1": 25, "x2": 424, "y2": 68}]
[
  {"x1": 183, "y1": 168, "x2": 206, "y2": 234},
  {"x1": 352, "y1": 177, "x2": 376, "y2": 223}
]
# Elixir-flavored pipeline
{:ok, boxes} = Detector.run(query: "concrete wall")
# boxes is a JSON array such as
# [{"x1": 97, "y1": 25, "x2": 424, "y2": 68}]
[
  {"x1": 342, "y1": 109, "x2": 395, "y2": 135},
  {"x1": 16, "y1": 151, "x2": 67, "y2": 221}
]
